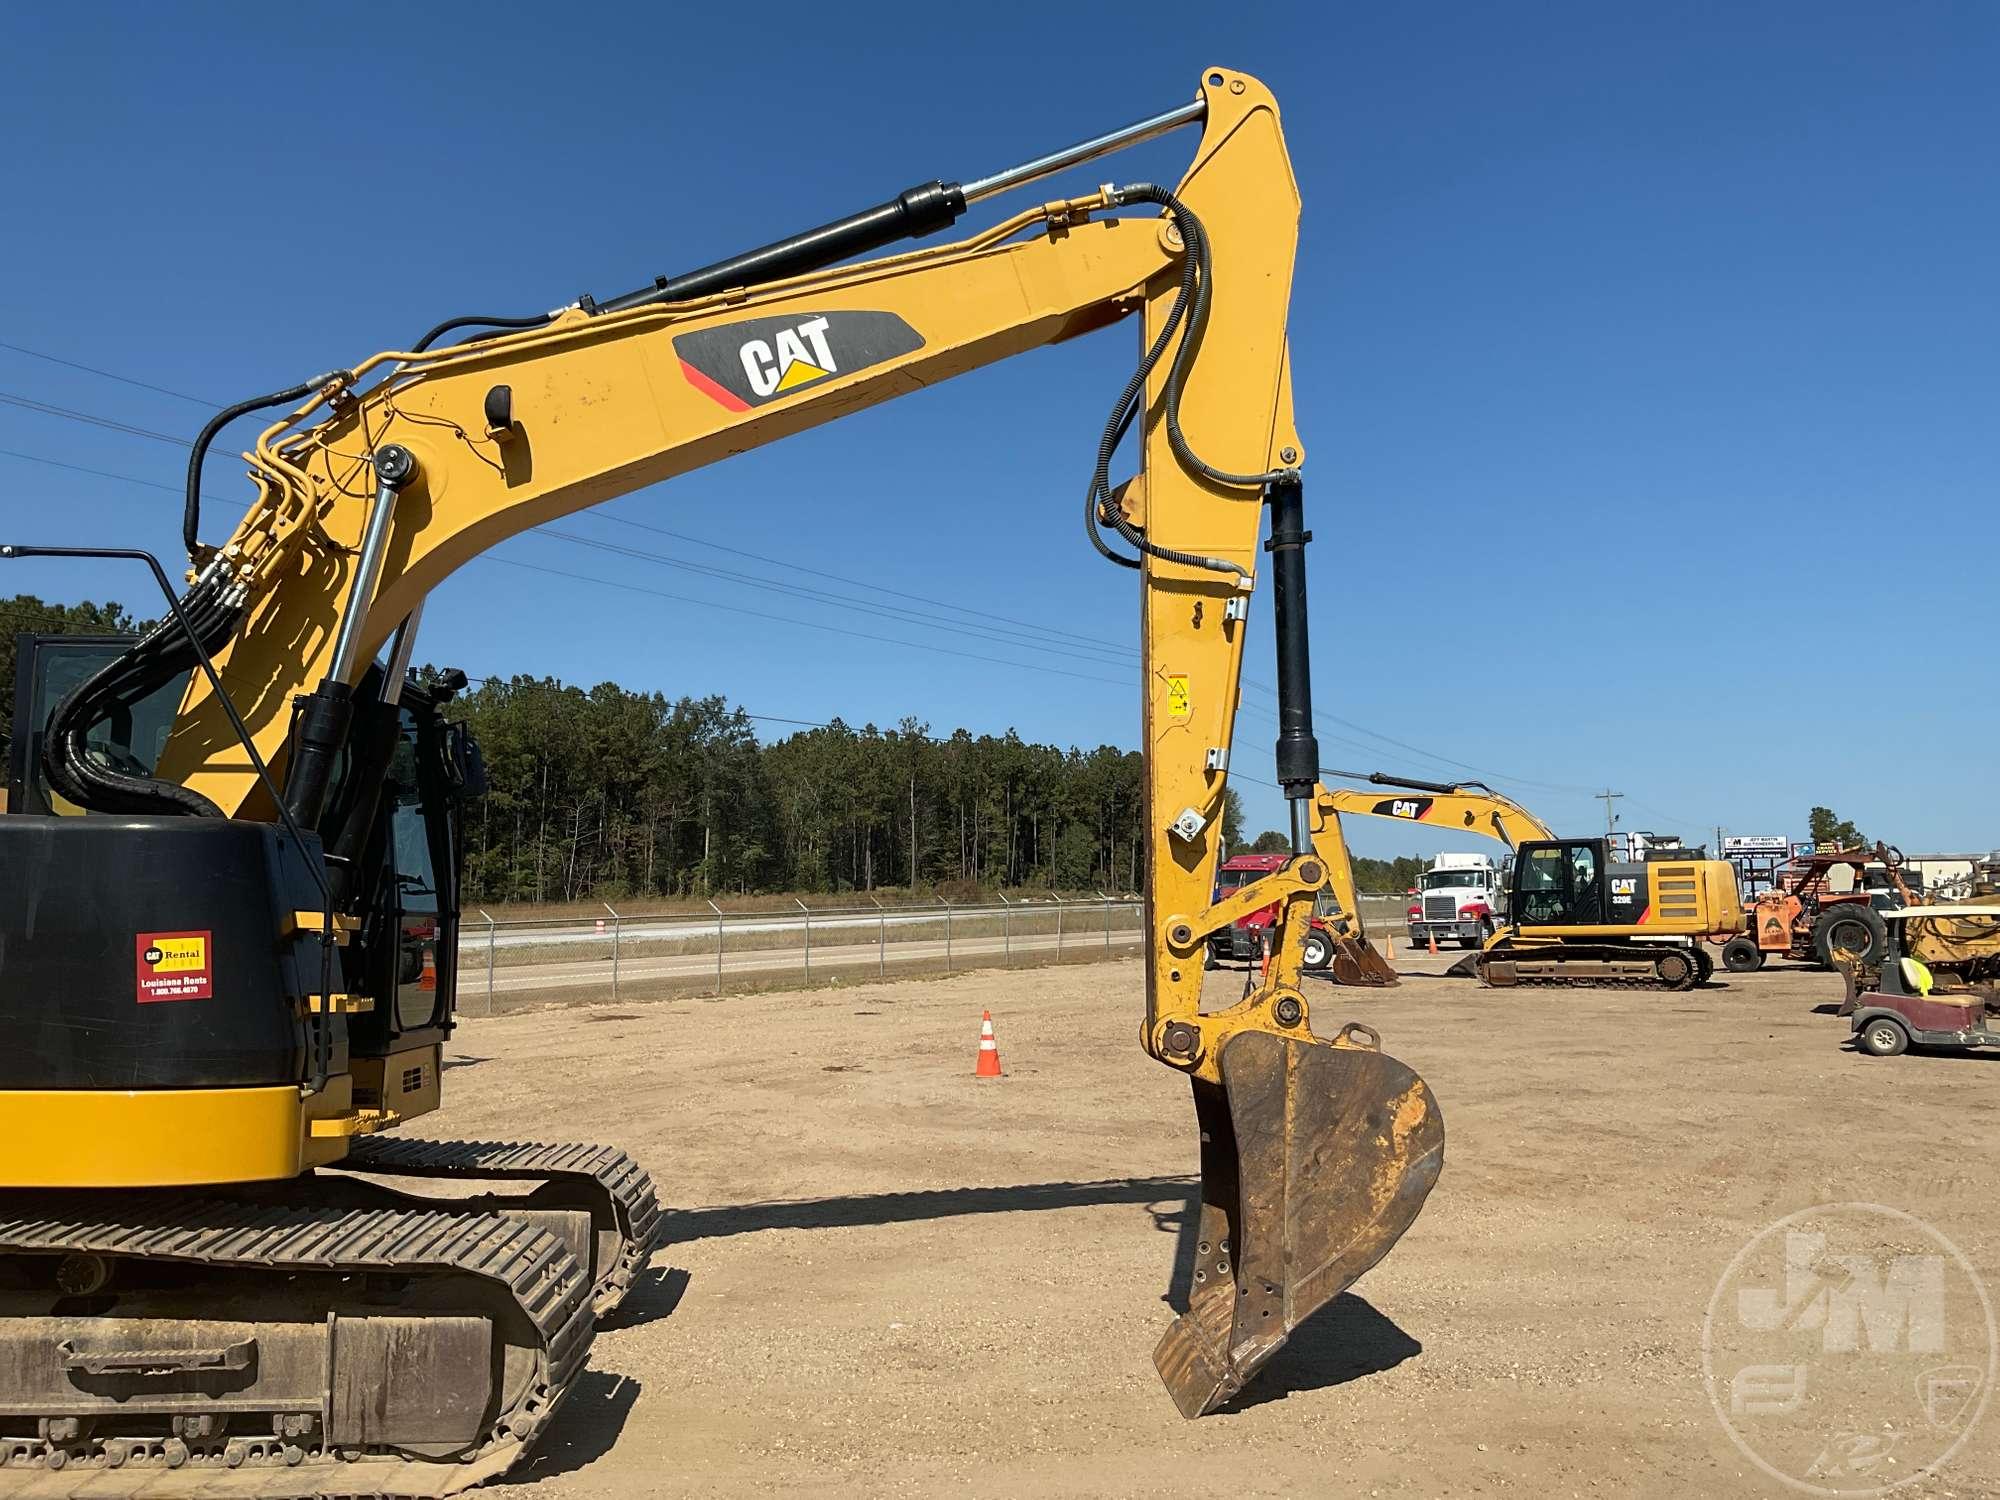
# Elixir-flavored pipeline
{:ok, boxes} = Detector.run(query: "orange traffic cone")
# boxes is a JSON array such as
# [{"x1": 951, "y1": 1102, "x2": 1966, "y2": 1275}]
[
  {"x1": 975, "y1": 1010, "x2": 1003, "y2": 1078},
  {"x1": 1385, "y1": 933, "x2": 1396, "y2": 958},
  {"x1": 1427, "y1": 931, "x2": 1439, "y2": 957}
]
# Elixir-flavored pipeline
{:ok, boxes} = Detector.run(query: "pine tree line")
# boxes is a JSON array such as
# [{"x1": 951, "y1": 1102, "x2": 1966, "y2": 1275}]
[{"x1": 452, "y1": 674, "x2": 1150, "y2": 903}]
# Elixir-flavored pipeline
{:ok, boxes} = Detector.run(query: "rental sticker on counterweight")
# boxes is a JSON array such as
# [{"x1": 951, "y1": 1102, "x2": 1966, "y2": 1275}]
[{"x1": 136, "y1": 931, "x2": 213, "y2": 1003}]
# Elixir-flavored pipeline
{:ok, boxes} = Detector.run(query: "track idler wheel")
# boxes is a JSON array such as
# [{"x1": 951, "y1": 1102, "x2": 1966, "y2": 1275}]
[
  {"x1": 1153, "y1": 1025, "x2": 1444, "y2": 1417},
  {"x1": 1654, "y1": 949, "x2": 1696, "y2": 990}
]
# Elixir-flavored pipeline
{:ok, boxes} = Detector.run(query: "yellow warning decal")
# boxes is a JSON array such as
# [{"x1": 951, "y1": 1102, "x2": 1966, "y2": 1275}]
[{"x1": 1166, "y1": 674, "x2": 1191, "y2": 719}]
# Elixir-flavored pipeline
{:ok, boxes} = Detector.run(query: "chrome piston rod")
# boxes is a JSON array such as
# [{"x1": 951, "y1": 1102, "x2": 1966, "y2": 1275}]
[
  {"x1": 597, "y1": 90, "x2": 1208, "y2": 314},
  {"x1": 961, "y1": 96, "x2": 1208, "y2": 204}
]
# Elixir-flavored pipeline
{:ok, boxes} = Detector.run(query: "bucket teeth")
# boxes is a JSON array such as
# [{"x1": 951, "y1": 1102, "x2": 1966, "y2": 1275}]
[{"x1": 1154, "y1": 1029, "x2": 1444, "y2": 1416}]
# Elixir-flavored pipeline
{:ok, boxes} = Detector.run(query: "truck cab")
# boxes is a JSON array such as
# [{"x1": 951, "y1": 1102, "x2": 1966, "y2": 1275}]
[
  {"x1": 1205, "y1": 851, "x2": 1362, "y2": 972},
  {"x1": 1208, "y1": 852, "x2": 1292, "y2": 964},
  {"x1": 1407, "y1": 853, "x2": 1504, "y2": 950}
]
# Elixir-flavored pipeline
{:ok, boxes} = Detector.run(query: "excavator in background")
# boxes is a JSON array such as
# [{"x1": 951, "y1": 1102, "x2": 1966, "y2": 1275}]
[
  {"x1": 1460, "y1": 839, "x2": 1742, "y2": 989},
  {"x1": 1320, "y1": 771, "x2": 1556, "y2": 952},
  {"x1": 1204, "y1": 766, "x2": 1554, "y2": 985},
  {"x1": 1317, "y1": 773, "x2": 1743, "y2": 990},
  {"x1": 0, "y1": 70, "x2": 1444, "y2": 1490}
]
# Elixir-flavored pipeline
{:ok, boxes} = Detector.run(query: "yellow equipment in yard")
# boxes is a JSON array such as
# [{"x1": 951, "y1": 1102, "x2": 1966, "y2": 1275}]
[
  {"x1": 1318, "y1": 772, "x2": 1740, "y2": 989},
  {"x1": 1462, "y1": 840, "x2": 1742, "y2": 989},
  {"x1": 0, "y1": 68, "x2": 1443, "y2": 1490},
  {"x1": 1281, "y1": 770, "x2": 1554, "y2": 973},
  {"x1": 1320, "y1": 770, "x2": 1557, "y2": 852}
]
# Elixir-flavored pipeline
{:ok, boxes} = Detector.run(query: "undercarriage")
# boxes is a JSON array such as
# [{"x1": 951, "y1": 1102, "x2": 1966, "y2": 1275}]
[{"x1": 0, "y1": 1140, "x2": 659, "y2": 1496}]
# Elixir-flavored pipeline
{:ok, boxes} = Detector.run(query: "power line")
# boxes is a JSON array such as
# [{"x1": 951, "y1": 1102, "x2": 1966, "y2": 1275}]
[
  {"x1": 1595, "y1": 788, "x2": 1623, "y2": 835},
  {"x1": 0, "y1": 389, "x2": 190, "y2": 447},
  {"x1": 0, "y1": 446, "x2": 234, "y2": 506},
  {"x1": 0, "y1": 331, "x2": 1131, "y2": 661},
  {"x1": 531, "y1": 526, "x2": 1131, "y2": 669},
  {"x1": 1622, "y1": 796, "x2": 1706, "y2": 834},
  {"x1": 0, "y1": 339, "x2": 215, "y2": 408},
  {"x1": 477, "y1": 554, "x2": 1138, "y2": 690},
  {"x1": 0, "y1": 409, "x2": 1581, "y2": 800},
  {"x1": 458, "y1": 668, "x2": 1295, "y2": 791},
  {"x1": 460, "y1": 675, "x2": 832, "y2": 730},
  {"x1": 0, "y1": 410, "x2": 1573, "y2": 796},
  {"x1": 0, "y1": 383, "x2": 1135, "y2": 675},
  {"x1": 596, "y1": 510, "x2": 1124, "y2": 654},
  {"x1": 0, "y1": 344, "x2": 1606, "y2": 802}
]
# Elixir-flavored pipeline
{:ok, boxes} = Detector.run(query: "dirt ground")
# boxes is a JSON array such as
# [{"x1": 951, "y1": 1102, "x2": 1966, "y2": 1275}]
[{"x1": 427, "y1": 950, "x2": 2000, "y2": 1498}]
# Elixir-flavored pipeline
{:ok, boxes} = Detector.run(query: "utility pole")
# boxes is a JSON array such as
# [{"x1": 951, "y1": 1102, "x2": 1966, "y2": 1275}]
[{"x1": 1596, "y1": 789, "x2": 1623, "y2": 837}]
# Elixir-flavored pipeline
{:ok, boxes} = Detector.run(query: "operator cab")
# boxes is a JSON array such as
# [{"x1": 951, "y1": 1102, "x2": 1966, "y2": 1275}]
[
  {"x1": 1511, "y1": 838, "x2": 1613, "y2": 928},
  {"x1": 5, "y1": 633, "x2": 480, "y2": 1087}
]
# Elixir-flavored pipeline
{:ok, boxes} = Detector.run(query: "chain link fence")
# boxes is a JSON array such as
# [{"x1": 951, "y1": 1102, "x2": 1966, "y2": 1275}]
[
  {"x1": 455, "y1": 890, "x2": 1415, "y2": 1014},
  {"x1": 458, "y1": 894, "x2": 1145, "y2": 1014}
]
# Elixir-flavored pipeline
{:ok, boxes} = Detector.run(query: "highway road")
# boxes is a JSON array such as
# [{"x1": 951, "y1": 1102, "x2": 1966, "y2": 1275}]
[
  {"x1": 467, "y1": 925, "x2": 1143, "y2": 1004},
  {"x1": 461, "y1": 902, "x2": 1134, "y2": 953}
]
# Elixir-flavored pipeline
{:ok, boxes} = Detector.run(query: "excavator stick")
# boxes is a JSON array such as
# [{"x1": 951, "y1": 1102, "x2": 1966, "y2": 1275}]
[{"x1": 1154, "y1": 1026, "x2": 1443, "y2": 1416}]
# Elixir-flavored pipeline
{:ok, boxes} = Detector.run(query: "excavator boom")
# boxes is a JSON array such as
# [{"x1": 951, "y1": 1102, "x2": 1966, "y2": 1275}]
[{"x1": 0, "y1": 69, "x2": 1442, "y2": 1483}]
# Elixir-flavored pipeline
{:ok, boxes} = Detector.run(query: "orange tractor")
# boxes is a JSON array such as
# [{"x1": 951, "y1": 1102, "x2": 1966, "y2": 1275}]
[{"x1": 1720, "y1": 843, "x2": 1917, "y2": 972}]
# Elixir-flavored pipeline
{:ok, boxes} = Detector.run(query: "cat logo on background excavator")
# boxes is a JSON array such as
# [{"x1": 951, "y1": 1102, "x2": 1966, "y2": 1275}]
[
  {"x1": 1371, "y1": 796, "x2": 1435, "y2": 822},
  {"x1": 674, "y1": 310, "x2": 925, "y2": 412}
]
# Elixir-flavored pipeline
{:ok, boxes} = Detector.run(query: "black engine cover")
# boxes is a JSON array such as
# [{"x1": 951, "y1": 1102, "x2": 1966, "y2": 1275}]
[{"x1": 0, "y1": 816, "x2": 323, "y2": 1088}]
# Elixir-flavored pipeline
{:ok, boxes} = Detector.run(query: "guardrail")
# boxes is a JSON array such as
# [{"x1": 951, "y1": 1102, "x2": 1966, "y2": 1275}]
[
  {"x1": 457, "y1": 893, "x2": 1144, "y2": 1013},
  {"x1": 453, "y1": 889, "x2": 1416, "y2": 1013}
]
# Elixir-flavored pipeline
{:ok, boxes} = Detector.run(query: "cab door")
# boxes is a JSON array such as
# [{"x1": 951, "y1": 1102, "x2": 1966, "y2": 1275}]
[{"x1": 1513, "y1": 841, "x2": 1606, "y2": 928}]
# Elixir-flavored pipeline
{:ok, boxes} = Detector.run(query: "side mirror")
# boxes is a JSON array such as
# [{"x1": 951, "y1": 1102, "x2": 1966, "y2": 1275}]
[{"x1": 446, "y1": 723, "x2": 488, "y2": 801}]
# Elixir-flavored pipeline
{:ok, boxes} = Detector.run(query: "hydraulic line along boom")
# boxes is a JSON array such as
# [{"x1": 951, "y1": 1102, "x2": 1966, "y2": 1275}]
[{"x1": 593, "y1": 95, "x2": 1210, "y2": 314}]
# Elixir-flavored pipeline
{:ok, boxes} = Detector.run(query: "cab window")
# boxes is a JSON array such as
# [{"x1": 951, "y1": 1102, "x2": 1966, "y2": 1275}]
[
  {"x1": 1520, "y1": 848, "x2": 1565, "y2": 892},
  {"x1": 9, "y1": 637, "x2": 190, "y2": 814}
]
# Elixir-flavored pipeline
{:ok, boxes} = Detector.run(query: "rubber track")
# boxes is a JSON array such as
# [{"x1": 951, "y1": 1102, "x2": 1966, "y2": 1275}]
[
  {"x1": 1486, "y1": 971, "x2": 1689, "y2": 991},
  {"x1": 1479, "y1": 954, "x2": 1698, "y2": 992},
  {"x1": 0, "y1": 1195, "x2": 592, "y2": 1498},
  {"x1": 340, "y1": 1138, "x2": 662, "y2": 1316}
]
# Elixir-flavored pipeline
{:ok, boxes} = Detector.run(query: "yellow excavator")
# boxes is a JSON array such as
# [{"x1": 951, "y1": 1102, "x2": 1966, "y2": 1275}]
[
  {"x1": 0, "y1": 70, "x2": 1444, "y2": 1490},
  {"x1": 1316, "y1": 772, "x2": 1739, "y2": 989}
]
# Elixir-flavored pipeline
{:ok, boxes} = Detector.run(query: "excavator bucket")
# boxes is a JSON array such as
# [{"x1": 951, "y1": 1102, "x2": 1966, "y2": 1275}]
[
  {"x1": 1444, "y1": 950, "x2": 1483, "y2": 979},
  {"x1": 1328, "y1": 935, "x2": 1398, "y2": 987},
  {"x1": 1154, "y1": 1025, "x2": 1443, "y2": 1416}
]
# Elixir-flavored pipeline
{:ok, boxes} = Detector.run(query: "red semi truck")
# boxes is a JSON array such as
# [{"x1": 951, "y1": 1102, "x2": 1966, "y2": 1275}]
[{"x1": 1207, "y1": 852, "x2": 1351, "y2": 970}]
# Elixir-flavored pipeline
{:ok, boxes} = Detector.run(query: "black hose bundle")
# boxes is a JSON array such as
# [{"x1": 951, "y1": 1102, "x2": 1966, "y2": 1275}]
[
  {"x1": 40, "y1": 568, "x2": 242, "y2": 817},
  {"x1": 1084, "y1": 185, "x2": 1300, "y2": 574}
]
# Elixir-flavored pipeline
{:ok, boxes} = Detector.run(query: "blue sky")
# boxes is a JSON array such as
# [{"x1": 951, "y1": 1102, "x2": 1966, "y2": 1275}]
[{"x1": 1, "y1": 3, "x2": 1993, "y2": 856}]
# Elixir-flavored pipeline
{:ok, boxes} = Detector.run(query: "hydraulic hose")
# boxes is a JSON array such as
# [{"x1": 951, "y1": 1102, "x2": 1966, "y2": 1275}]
[
  {"x1": 41, "y1": 567, "x2": 242, "y2": 816},
  {"x1": 184, "y1": 375, "x2": 341, "y2": 558},
  {"x1": 411, "y1": 312, "x2": 555, "y2": 353},
  {"x1": 1084, "y1": 185, "x2": 1299, "y2": 575}
]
